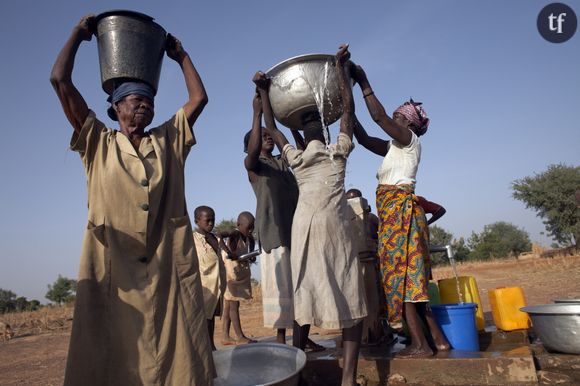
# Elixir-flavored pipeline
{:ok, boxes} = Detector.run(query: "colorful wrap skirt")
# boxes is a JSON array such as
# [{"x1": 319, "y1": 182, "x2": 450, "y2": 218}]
[{"x1": 376, "y1": 184, "x2": 430, "y2": 327}]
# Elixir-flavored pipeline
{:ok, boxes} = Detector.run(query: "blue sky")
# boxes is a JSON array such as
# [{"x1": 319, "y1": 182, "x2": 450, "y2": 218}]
[{"x1": 0, "y1": 0, "x2": 578, "y2": 301}]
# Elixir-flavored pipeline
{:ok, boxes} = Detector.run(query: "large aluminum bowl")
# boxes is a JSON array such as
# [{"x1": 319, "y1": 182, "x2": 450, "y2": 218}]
[
  {"x1": 213, "y1": 343, "x2": 307, "y2": 386},
  {"x1": 521, "y1": 304, "x2": 580, "y2": 354},
  {"x1": 554, "y1": 299, "x2": 580, "y2": 304},
  {"x1": 266, "y1": 54, "x2": 346, "y2": 130}
]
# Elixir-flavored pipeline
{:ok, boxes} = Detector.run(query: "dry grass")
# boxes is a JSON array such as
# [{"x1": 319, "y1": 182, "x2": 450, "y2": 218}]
[
  {"x1": 433, "y1": 253, "x2": 579, "y2": 279},
  {"x1": 0, "y1": 305, "x2": 74, "y2": 338},
  {"x1": 2, "y1": 254, "x2": 578, "y2": 342},
  {"x1": 432, "y1": 253, "x2": 580, "y2": 312},
  {"x1": 0, "y1": 256, "x2": 578, "y2": 385}
]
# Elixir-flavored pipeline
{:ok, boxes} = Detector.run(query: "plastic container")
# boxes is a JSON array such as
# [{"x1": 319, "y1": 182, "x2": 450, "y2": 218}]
[
  {"x1": 431, "y1": 303, "x2": 480, "y2": 351},
  {"x1": 96, "y1": 10, "x2": 167, "y2": 94},
  {"x1": 489, "y1": 287, "x2": 531, "y2": 331},
  {"x1": 439, "y1": 276, "x2": 485, "y2": 331},
  {"x1": 428, "y1": 281, "x2": 441, "y2": 305}
]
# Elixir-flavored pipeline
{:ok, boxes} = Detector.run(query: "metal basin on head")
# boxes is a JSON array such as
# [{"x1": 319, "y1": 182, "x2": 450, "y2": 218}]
[
  {"x1": 213, "y1": 343, "x2": 307, "y2": 386},
  {"x1": 95, "y1": 10, "x2": 166, "y2": 95},
  {"x1": 266, "y1": 54, "x2": 346, "y2": 130},
  {"x1": 521, "y1": 304, "x2": 580, "y2": 354}
]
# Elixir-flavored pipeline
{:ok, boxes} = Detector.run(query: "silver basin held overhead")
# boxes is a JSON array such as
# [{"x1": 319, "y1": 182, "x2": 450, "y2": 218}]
[
  {"x1": 213, "y1": 343, "x2": 307, "y2": 386},
  {"x1": 521, "y1": 304, "x2": 580, "y2": 355},
  {"x1": 266, "y1": 54, "x2": 347, "y2": 130}
]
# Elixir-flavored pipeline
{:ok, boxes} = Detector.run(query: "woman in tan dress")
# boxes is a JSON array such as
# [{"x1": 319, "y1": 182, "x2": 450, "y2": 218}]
[
  {"x1": 254, "y1": 45, "x2": 367, "y2": 386},
  {"x1": 50, "y1": 15, "x2": 214, "y2": 385}
]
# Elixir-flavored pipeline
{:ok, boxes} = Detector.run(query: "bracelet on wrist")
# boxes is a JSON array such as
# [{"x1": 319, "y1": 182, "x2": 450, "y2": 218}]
[{"x1": 363, "y1": 90, "x2": 374, "y2": 98}]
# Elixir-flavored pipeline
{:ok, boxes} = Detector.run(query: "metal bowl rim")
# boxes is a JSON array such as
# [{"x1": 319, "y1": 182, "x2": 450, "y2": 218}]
[
  {"x1": 554, "y1": 299, "x2": 580, "y2": 303},
  {"x1": 96, "y1": 10, "x2": 155, "y2": 22},
  {"x1": 266, "y1": 53, "x2": 336, "y2": 76},
  {"x1": 521, "y1": 304, "x2": 580, "y2": 315},
  {"x1": 213, "y1": 343, "x2": 307, "y2": 386},
  {"x1": 95, "y1": 10, "x2": 165, "y2": 33}
]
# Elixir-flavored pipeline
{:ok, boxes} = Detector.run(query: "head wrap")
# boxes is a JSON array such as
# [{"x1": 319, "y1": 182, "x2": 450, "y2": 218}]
[
  {"x1": 107, "y1": 82, "x2": 155, "y2": 121},
  {"x1": 393, "y1": 98, "x2": 430, "y2": 135}
]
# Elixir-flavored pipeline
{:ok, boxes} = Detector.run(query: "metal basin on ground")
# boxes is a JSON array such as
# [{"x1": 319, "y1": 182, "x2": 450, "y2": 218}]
[
  {"x1": 213, "y1": 343, "x2": 307, "y2": 386},
  {"x1": 521, "y1": 304, "x2": 580, "y2": 354},
  {"x1": 266, "y1": 54, "x2": 345, "y2": 130},
  {"x1": 554, "y1": 299, "x2": 580, "y2": 304}
]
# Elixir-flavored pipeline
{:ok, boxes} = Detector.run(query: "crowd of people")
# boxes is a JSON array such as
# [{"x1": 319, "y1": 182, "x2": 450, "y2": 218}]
[{"x1": 51, "y1": 14, "x2": 449, "y2": 386}]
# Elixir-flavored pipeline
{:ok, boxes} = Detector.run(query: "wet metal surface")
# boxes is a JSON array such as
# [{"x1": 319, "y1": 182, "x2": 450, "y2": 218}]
[
  {"x1": 213, "y1": 343, "x2": 306, "y2": 386},
  {"x1": 259, "y1": 331, "x2": 576, "y2": 385},
  {"x1": 303, "y1": 332, "x2": 540, "y2": 385},
  {"x1": 522, "y1": 304, "x2": 580, "y2": 354}
]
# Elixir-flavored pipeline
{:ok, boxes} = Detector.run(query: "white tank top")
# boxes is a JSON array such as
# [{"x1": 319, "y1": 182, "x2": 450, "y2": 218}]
[{"x1": 376, "y1": 131, "x2": 421, "y2": 186}]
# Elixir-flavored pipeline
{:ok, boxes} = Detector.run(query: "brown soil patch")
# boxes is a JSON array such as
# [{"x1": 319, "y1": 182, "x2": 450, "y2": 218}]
[{"x1": 1, "y1": 254, "x2": 578, "y2": 385}]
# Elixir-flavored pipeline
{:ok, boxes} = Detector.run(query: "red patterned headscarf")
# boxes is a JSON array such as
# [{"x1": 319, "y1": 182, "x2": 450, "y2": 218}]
[{"x1": 393, "y1": 98, "x2": 430, "y2": 136}]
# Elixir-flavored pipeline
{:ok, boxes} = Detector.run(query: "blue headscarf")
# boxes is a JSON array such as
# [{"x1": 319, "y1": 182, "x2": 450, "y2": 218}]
[{"x1": 107, "y1": 82, "x2": 155, "y2": 121}]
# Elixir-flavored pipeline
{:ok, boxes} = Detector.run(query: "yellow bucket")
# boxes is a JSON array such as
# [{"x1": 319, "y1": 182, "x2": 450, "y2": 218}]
[
  {"x1": 488, "y1": 287, "x2": 531, "y2": 331},
  {"x1": 438, "y1": 276, "x2": 485, "y2": 331}
]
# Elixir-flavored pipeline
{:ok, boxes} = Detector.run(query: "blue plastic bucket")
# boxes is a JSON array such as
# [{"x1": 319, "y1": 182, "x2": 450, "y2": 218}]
[{"x1": 431, "y1": 303, "x2": 479, "y2": 351}]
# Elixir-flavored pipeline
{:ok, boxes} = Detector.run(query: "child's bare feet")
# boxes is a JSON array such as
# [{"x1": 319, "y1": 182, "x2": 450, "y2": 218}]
[
  {"x1": 236, "y1": 336, "x2": 257, "y2": 344},
  {"x1": 221, "y1": 337, "x2": 236, "y2": 346}
]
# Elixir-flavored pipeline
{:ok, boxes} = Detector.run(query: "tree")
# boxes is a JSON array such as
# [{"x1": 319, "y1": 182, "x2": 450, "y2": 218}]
[
  {"x1": 429, "y1": 225, "x2": 454, "y2": 265},
  {"x1": 468, "y1": 222, "x2": 532, "y2": 260},
  {"x1": 26, "y1": 300, "x2": 41, "y2": 312},
  {"x1": 45, "y1": 275, "x2": 77, "y2": 305},
  {"x1": 0, "y1": 288, "x2": 17, "y2": 313},
  {"x1": 512, "y1": 164, "x2": 580, "y2": 246},
  {"x1": 429, "y1": 225, "x2": 453, "y2": 246},
  {"x1": 451, "y1": 237, "x2": 471, "y2": 262},
  {"x1": 14, "y1": 297, "x2": 29, "y2": 312},
  {"x1": 213, "y1": 218, "x2": 236, "y2": 234}
]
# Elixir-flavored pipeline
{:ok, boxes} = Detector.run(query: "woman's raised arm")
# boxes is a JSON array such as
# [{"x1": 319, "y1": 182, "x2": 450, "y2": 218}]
[
  {"x1": 253, "y1": 71, "x2": 289, "y2": 153},
  {"x1": 50, "y1": 15, "x2": 93, "y2": 133},
  {"x1": 351, "y1": 64, "x2": 412, "y2": 146}
]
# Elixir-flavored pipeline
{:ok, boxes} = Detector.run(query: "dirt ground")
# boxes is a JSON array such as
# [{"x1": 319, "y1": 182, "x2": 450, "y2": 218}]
[{"x1": 1, "y1": 254, "x2": 578, "y2": 385}]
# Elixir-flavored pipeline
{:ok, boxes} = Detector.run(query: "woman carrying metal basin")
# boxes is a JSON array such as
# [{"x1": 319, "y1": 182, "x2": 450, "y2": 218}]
[
  {"x1": 50, "y1": 14, "x2": 214, "y2": 385},
  {"x1": 349, "y1": 62, "x2": 450, "y2": 358},
  {"x1": 254, "y1": 44, "x2": 367, "y2": 386}
]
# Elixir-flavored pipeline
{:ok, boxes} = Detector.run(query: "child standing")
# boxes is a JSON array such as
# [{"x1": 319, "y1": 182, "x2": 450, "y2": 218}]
[
  {"x1": 193, "y1": 205, "x2": 226, "y2": 351},
  {"x1": 254, "y1": 45, "x2": 367, "y2": 386},
  {"x1": 345, "y1": 189, "x2": 383, "y2": 345},
  {"x1": 219, "y1": 211, "x2": 257, "y2": 345}
]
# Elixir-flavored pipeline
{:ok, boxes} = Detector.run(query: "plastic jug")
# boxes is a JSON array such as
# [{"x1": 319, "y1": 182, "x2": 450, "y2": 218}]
[
  {"x1": 488, "y1": 287, "x2": 531, "y2": 331},
  {"x1": 438, "y1": 276, "x2": 485, "y2": 331},
  {"x1": 428, "y1": 281, "x2": 441, "y2": 305}
]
